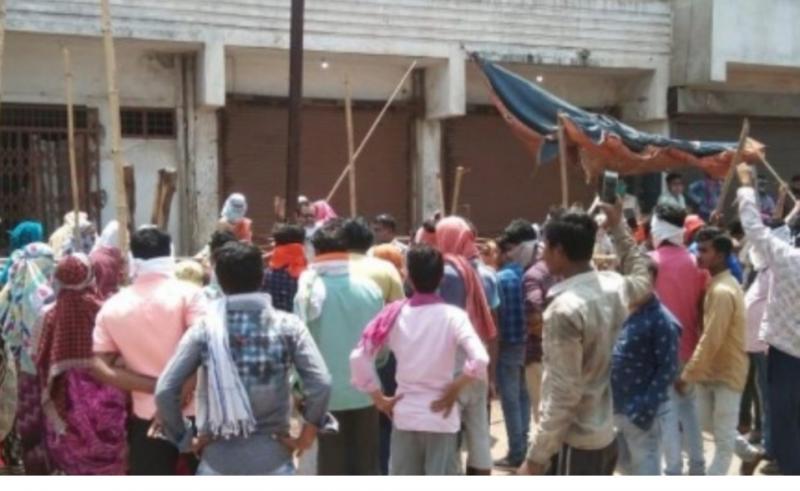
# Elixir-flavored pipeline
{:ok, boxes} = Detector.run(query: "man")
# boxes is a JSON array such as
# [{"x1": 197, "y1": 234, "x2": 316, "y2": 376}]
[
  {"x1": 649, "y1": 203, "x2": 708, "y2": 475},
  {"x1": 518, "y1": 201, "x2": 651, "y2": 475},
  {"x1": 204, "y1": 230, "x2": 238, "y2": 300},
  {"x1": 493, "y1": 235, "x2": 530, "y2": 468},
  {"x1": 294, "y1": 219, "x2": 384, "y2": 475},
  {"x1": 92, "y1": 227, "x2": 206, "y2": 475},
  {"x1": 297, "y1": 200, "x2": 318, "y2": 260},
  {"x1": 155, "y1": 241, "x2": 331, "y2": 475},
  {"x1": 688, "y1": 173, "x2": 722, "y2": 222},
  {"x1": 736, "y1": 163, "x2": 800, "y2": 475},
  {"x1": 350, "y1": 245, "x2": 489, "y2": 475},
  {"x1": 658, "y1": 172, "x2": 687, "y2": 210},
  {"x1": 372, "y1": 213, "x2": 408, "y2": 254},
  {"x1": 435, "y1": 216, "x2": 499, "y2": 475},
  {"x1": 342, "y1": 217, "x2": 405, "y2": 475},
  {"x1": 679, "y1": 227, "x2": 748, "y2": 475},
  {"x1": 612, "y1": 260, "x2": 680, "y2": 475},
  {"x1": 262, "y1": 223, "x2": 306, "y2": 312}
]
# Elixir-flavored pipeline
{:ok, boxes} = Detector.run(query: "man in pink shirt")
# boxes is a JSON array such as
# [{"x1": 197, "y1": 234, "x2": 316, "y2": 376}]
[
  {"x1": 350, "y1": 245, "x2": 489, "y2": 475},
  {"x1": 649, "y1": 203, "x2": 708, "y2": 475},
  {"x1": 92, "y1": 227, "x2": 206, "y2": 475}
]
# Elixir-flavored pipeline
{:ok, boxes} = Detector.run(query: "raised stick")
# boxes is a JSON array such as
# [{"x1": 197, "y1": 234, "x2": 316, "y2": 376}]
[
  {"x1": 62, "y1": 45, "x2": 81, "y2": 242},
  {"x1": 345, "y1": 77, "x2": 356, "y2": 216},
  {"x1": 450, "y1": 166, "x2": 467, "y2": 216},
  {"x1": 757, "y1": 154, "x2": 798, "y2": 204},
  {"x1": 557, "y1": 112, "x2": 569, "y2": 208},
  {"x1": 714, "y1": 118, "x2": 750, "y2": 218},
  {"x1": 326, "y1": 60, "x2": 417, "y2": 202},
  {"x1": 100, "y1": 0, "x2": 130, "y2": 257}
]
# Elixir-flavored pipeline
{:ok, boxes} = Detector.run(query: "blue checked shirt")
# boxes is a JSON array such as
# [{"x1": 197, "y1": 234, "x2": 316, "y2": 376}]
[
  {"x1": 262, "y1": 267, "x2": 298, "y2": 313},
  {"x1": 611, "y1": 295, "x2": 680, "y2": 431},
  {"x1": 497, "y1": 262, "x2": 526, "y2": 345},
  {"x1": 225, "y1": 307, "x2": 292, "y2": 389}
]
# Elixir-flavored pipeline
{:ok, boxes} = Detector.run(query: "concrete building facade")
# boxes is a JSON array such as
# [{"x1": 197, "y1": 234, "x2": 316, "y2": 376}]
[{"x1": 0, "y1": 0, "x2": 796, "y2": 252}]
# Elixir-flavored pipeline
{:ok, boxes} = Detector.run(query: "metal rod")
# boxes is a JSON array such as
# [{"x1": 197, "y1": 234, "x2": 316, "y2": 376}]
[
  {"x1": 326, "y1": 60, "x2": 418, "y2": 202},
  {"x1": 285, "y1": 0, "x2": 305, "y2": 222}
]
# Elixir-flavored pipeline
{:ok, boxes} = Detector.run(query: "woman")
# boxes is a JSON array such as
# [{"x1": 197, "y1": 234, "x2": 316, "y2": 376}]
[
  {"x1": 89, "y1": 221, "x2": 125, "y2": 299},
  {"x1": 0, "y1": 243, "x2": 56, "y2": 474},
  {"x1": 0, "y1": 221, "x2": 44, "y2": 287},
  {"x1": 37, "y1": 254, "x2": 127, "y2": 475}
]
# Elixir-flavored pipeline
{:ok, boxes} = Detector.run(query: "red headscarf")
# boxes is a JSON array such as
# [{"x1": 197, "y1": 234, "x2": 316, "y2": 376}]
[
  {"x1": 684, "y1": 214, "x2": 706, "y2": 245},
  {"x1": 89, "y1": 246, "x2": 124, "y2": 299},
  {"x1": 37, "y1": 254, "x2": 103, "y2": 423},
  {"x1": 435, "y1": 217, "x2": 497, "y2": 342}
]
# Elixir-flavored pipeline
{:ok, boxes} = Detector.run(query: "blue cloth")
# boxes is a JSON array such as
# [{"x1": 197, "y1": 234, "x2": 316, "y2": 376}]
[
  {"x1": 616, "y1": 404, "x2": 670, "y2": 475},
  {"x1": 225, "y1": 308, "x2": 290, "y2": 389},
  {"x1": 611, "y1": 296, "x2": 680, "y2": 431},
  {"x1": 688, "y1": 242, "x2": 744, "y2": 284},
  {"x1": 767, "y1": 346, "x2": 800, "y2": 475},
  {"x1": 261, "y1": 267, "x2": 298, "y2": 313},
  {"x1": 496, "y1": 342, "x2": 530, "y2": 463},
  {"x1": 0, "y1": 221, "x2": 44, "y2": 285},
  {"x1": 496, "y1": 263, "x2": 526, "y2": 344},
  {"x1": 439, "y1": 259, "x2": 500, "y2": 311}
]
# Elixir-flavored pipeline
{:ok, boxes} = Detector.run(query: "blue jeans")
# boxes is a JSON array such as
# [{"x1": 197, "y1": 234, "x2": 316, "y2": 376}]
[
  {"x1": 616, "y1": 404, "x2": 669, "y2": 475},
  {"x1": 496, "y1": 342, "x2": 530, "y2": 463},
  {"x1": 661, "y1": 384, "x2": 706, "y2": 475},
  {"x1": 767, "y1": 346, "x2": 800, "y2": 475}
]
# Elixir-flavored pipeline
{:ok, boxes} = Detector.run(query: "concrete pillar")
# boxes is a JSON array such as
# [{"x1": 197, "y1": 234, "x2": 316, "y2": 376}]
[
  {"x1": 198, "y1": 39, "x2": 226, "y2": 108},
  {"x1": 190, "y1": 107, "x2": 220, "y2": 252},
  {"x1": 414, "y1": 118, "x2": 443, "y2": 223}
]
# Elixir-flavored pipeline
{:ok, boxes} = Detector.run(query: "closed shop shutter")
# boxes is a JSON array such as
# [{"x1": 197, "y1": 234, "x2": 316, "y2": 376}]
[
  {"x1": 443, "y1": 108, "x2": 594, "y2": 237},
  {"x1": 221, "y1": 98, "x2": 413, "y2": 243}
]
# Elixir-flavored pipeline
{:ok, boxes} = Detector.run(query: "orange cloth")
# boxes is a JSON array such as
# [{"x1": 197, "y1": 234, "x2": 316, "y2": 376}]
[
  {"x1": 684, "y1": 215, "x2": 706, "y2": 245},
  {"x1": 371, "y1": 244, "x2": 405, "y2": 277},
  {"x1": 232, "y1": 218, "x2": 253, "y2": 243},
  {"x1": 269, "y1": 243, "x2": 308, "y2": 278}
]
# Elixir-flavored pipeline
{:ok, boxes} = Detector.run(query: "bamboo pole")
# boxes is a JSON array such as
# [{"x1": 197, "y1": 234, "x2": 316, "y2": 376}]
[
  {"x1": 62, "y1": 46, "x2": 82, "y2": 243},
  {"x1": 344, "y1": 77, "x2": 356, "y2": 216},
  {"x1": 326, "y1": 60, "x2": 418, "y2": 202},
  {"x1": 450, "y1": 166, "x2": 467, "y2": 216},
  {"x1": 714, "y1": 118, "x2": 750, "y2": 219},
  {"x1": 757, "y1": 154, "x2": 798, "y2": 204},
  {"x1": 100, "y1": 0, "x2": 130, "y2": 257},
  {"x1": 557, "y1": 112, "x2": 569, "y2": 208}
]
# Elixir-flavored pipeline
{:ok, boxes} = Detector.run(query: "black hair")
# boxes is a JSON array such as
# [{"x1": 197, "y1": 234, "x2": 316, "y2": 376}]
[
  {"x1": 407, "y1": 244, "x2": 444, "y2": 294},
  {"x1": 214, "y1": 241, "x2": 264, "y2": 295},
  {"x1": 373, "y1": 214, "x2": 397, "y2": 232},
  {"x1": 655, "y1": 203, "x2": 688, "y2": 229},
  {"x1": 727, "y1": 220, "x2": 744, "y2": 238},
  {"x1": 311, "y1": 218, "x2": 347, "y2": 255},
  {"x1": 273, "y1": 223, "x2": 306, "y2": 245},
  {"x1": 666, "y1": 172, "x2": 683, "y2": 185},
  {"x1": 543, "y1": 211, "x2": 597, "y2": 262},
  {"x1": 130, "y1": 227, "x2": 172, "y2": 260},
  {"x1": 421, "y1": 219, "x2": 437, "y2": 233},
  {"x1": 503, "y1": 218, "x2": 537, "y2": 244},
  {"x1": 695, "y1": 226, "x2": 733, "y2": 256},
  {"x1": 496, "y1": 235, "x2": 515, "y2": 254},
  {"x1": 342, "y1": 217, "x2": 374, "y2": 253},
  {"x1": 209, "y1": 230, "x2": 238, "y2": 255}
]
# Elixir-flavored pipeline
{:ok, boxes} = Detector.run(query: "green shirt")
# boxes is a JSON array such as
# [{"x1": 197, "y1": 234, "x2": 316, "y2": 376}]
[{"x1": 304, "y1": 272, "x2": 384, "y2": 411}]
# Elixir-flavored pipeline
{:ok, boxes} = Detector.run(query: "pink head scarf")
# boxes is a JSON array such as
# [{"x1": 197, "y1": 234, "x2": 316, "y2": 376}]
[{"x1": 435, "y1": 216, "x2": 479, "y2": 259}]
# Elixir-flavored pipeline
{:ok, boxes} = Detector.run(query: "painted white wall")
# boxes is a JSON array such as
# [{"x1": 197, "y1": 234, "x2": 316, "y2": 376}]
[{"x1": 3, "y1": 32, "x2": 184, "y2": 249}]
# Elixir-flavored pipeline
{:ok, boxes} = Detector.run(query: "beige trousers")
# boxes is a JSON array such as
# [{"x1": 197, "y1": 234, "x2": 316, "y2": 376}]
[{"x1": 526, "y1": 362, "x2": 543, "y2": 425}]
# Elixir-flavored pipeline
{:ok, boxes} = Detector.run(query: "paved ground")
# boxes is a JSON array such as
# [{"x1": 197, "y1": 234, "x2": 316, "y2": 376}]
[{"x1": 297, "y1": 400, "x2": 766, "y2": 476}]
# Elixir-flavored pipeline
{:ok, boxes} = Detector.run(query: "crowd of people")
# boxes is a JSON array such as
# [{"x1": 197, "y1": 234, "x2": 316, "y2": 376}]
[{"x1": 1, "y1": 165, "x2": 799, "y2": 476}]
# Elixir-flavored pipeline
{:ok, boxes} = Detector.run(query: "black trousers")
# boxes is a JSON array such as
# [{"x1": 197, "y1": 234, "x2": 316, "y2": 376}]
[
  {"x1": 127, "y1": 416, "x2": 198, "y2": 475},
  {"x1": 546, "y1": 439, "x2": 618, "y2": 476},
  {"x1": 317, "y1": 406, "x2": 380, "y2": 475}
]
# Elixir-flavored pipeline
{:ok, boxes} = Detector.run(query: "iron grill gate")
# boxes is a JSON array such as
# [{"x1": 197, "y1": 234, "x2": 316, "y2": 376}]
[{"x1": 0, "y1": 104, "x2": 101, "y2": 254}]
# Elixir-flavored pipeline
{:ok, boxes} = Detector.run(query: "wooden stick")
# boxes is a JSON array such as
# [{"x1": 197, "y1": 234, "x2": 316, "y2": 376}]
[
  {"x1": 557, "y1": 112, "x2": 569, "y2": 208},
  {"x1": 714, "y1": 118, "x2": 749, "y2": 218},
  {"x1": 757, "y1": 154, "x2": 798, "y2": 204},
  {"x1": 150, "y1": 169, "x2": 164, "y2": 226},
  {"x1": 156, "y1": 168, "x2": 178, "y2": 229},
  {"x1": 100, "y1": 0, "x2": 130, "y2": 257},
  {"x1": 62, "y1": 45, "x2": 81, "y2": 242},
  {"x1": 345, "y1": 77, "x2": 356, "y2": 216},
  {"x1": 450, "y1": 166, "x2": 467, "y2": 216},
  {"x1": 326, "y1": 60, "x2": 418, "y2": 202},
  {"x1": 123, "y1": 164, "x2": 136, "y2": 230}
]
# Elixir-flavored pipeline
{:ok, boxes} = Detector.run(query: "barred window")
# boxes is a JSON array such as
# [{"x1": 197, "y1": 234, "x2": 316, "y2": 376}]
[{"x1": 120, "y1": 108, "x2": 175, "y2": 138}]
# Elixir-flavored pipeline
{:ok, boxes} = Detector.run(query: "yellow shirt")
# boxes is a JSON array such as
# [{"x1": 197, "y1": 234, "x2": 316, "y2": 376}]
[
  {"x1": 683, "y1": 270, "x2": 748, "y2": 391},
  {"x1": 349, "y1": 253, "x2": 405, "y2": 303}
]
